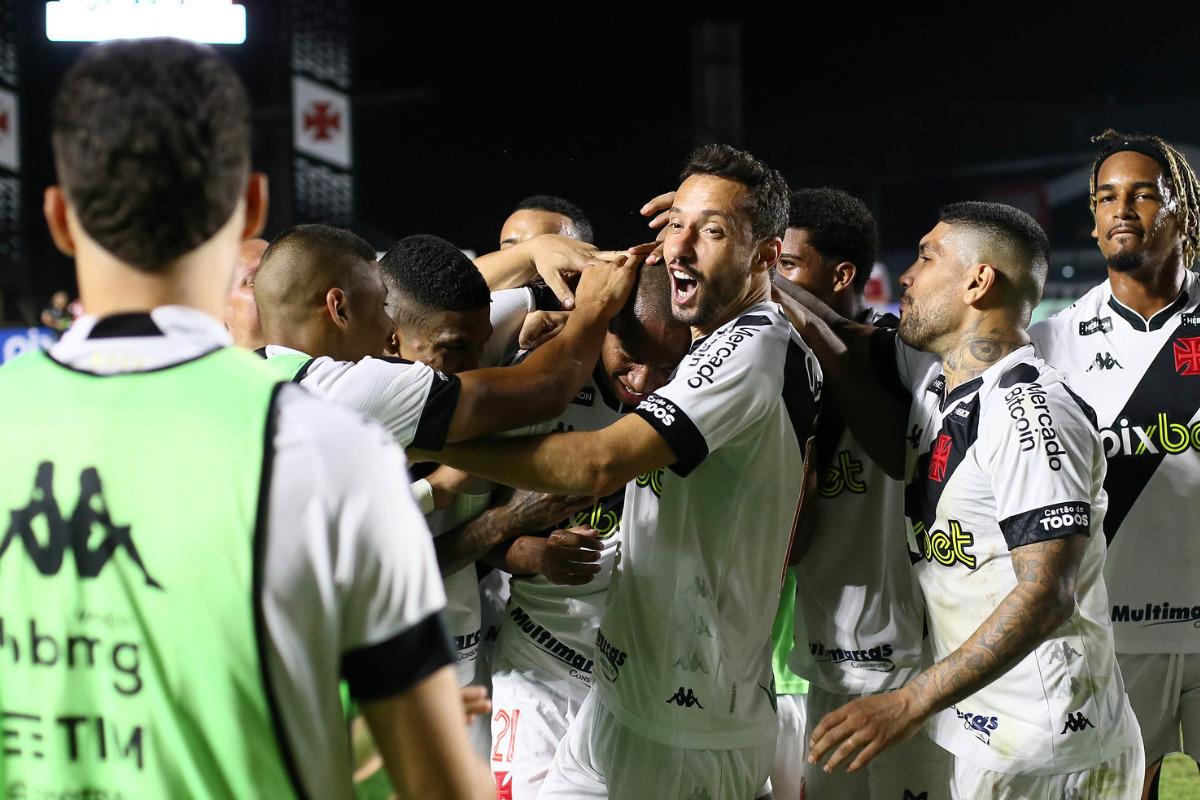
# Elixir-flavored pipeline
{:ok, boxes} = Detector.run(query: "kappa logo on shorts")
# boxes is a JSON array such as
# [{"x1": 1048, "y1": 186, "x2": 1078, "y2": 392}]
[
  {"x1": 666, "y1": 686, "x2": 704, "y2": 708},
  {"x1": 673, "y1": 653, "x2": 709, "y2": 673},
  {"x1": 1, "y1": 462, "x2": 162, "y2": 589},
  {"x1": 1060, "y1": 711, "x2": 1094, "y2": 734},
  {"x1": 908, "y1": 424, "x2": 924, "y2": 450},
  {"x1": 1045, "y1": 641, "x2": 1082, "y2": 665},
  {"x1": 1078, "y1": 316, "x2": 1113, "y2": 336}
]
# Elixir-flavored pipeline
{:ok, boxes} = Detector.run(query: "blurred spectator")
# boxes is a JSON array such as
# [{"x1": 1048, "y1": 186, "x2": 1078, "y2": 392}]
[{"x1": 40, "y1": 290, "x2": 73, "y2": 332}]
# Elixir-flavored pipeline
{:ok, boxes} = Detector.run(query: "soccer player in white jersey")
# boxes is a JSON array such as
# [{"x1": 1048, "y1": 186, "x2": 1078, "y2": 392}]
[
  {"x1": 484, "y1": 262, "x2": 690, "y2": 799},
  {"x1": 776, "y1": 188, "x2": 950, "y2": 800},
  {"x1": 9, "y1": 37, "x2": 492, "y2": 799},
  {"x1": 1029, "y1": 130, "x2": 1200, "y2": 799},
  {"x1": 778, "y1": 201, "x2": 1143, "y2": 798},
  {"x1": 253, "y1": 224, "x2": 636, "y2": 453},
  {"x1": 412, "y1": 144, "x2": 823, "y2": 800}
]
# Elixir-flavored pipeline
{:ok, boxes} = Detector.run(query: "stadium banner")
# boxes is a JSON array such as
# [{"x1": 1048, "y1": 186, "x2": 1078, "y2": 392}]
[{"x1": 0, "y1": 326, "x2": 58, "y2": 365}]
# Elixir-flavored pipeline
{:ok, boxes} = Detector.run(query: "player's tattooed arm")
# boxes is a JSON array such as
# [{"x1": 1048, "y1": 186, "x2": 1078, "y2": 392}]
[
  {"x1": 941, "y1": 317, "x2": 1027, "y2": 391},
  {"x1": 434, "y1": 488, "x2": 595, "y2": 577},
  {"x1": 808, "y1": 533, "x2": 1085, "y2": 774}
]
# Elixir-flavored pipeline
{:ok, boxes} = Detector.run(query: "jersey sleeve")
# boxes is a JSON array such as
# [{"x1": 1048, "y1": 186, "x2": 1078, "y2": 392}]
[
  {"x1": 984, "y1": 365, "x2": 1100, "y2": 550},
  {"x1": 634, "y1": 312, "x2": 792, "y2": 477},
  {"x1": 481, "y1": 287, "x2": 536, "y2": 368},
  {"x1": 305, "y1": 356, "x2": 462, "y2": 450},
  {"x1": 267, "y1": 387, "x2": 451, "y2": 704}
]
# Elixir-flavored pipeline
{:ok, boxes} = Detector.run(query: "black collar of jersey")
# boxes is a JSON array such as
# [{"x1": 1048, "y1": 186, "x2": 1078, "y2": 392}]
[
  {"x1": 592, "y1": 362, "x2": 634, "y2": 413},
  {"x1": 926, "y1": 373, "x2": 983, "y2": 412},
  {"x1": 1107, "y1": 289, "x2": 1189, "y2": 333},
  {"x1": 88, "y1": 313, "x2": 164, "y2": 339}
]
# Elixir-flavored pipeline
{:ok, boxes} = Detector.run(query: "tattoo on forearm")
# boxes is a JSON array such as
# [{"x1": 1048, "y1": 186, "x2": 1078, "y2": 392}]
[{"x1": 905, "y1": 536, "x2": 1079, "y2": 715}]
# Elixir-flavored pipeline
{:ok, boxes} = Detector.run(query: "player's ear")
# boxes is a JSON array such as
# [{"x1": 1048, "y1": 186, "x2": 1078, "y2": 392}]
[
  {"x1": 242, "y1": 172, "x2": 268, "y2": 240},
  {"x1": 326, "y1": 287, "x2": 350, "y2": 330},
  {"x1": 752, "y1": 237, "x2": 782, "y2": 274},
  {"x1": 43, "y1": 186, "x2": 76, "y2": 257},
  {"x1": 963, "y1": 263, "x2": 995, "y2": 305},
  {"x1": 831, "y1": 261, "x2": 858, "y2": 294}
]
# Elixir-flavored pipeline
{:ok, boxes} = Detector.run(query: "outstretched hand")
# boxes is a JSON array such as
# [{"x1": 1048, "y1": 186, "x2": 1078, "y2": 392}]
[{"x1": 807, "y1": 687, "x2": 928, "y2": 774}]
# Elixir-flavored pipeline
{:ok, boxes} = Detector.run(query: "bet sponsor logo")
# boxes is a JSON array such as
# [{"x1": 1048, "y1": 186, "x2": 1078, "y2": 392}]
[
  {"x1": 1112, "y1": 602, "x2": 1200, "y2": 627},
  {"x1": 809, "y1": 641, "x2": 896, "y2": 672},
  {"x1": 1100, "y1": 412, "x2": 1200, "y2": 457},
  {"x1": 1078, "y1": 316, "x2": 1113, "y2": 336},
  {"x1": 953, "y1": 705, "x2": 999, "y2": 746},
  {"x1": 912, "y1": 519, "x2": 977, "y2": 569},
  {"x1": 819, "y1": 450, "x2": 866, "y2": 498},
  {"x1": 634, "y1": 467, "x2": 664, "y2": 498}
]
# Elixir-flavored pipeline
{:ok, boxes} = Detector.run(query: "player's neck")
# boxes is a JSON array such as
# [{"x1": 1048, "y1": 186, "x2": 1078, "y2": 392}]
[
  {"x1": 692, "y1": 274, "x2": 769, "y2": 340},
  {"x1": 1108, "y1": 257, "x2": 1187, "y2": 321},
  {"x1": 937, "y1": 314, "x2": 1027, "y2": 395}
]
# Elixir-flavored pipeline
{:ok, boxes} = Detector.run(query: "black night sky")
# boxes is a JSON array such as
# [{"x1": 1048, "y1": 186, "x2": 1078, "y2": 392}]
[{"x1": 8, "y1": 3, "x2": 1200, "y2": 315}]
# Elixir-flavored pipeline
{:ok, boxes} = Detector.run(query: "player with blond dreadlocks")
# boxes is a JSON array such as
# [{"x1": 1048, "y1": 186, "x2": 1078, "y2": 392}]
[{"x1": 1032, "y1": 130, "x2": 1200, "y2": 799}]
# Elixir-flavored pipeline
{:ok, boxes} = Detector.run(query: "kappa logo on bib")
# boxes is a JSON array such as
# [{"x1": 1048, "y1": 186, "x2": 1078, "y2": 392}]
[{"x1": 1, "y1": 462, "x2": 162, "y2": 589}]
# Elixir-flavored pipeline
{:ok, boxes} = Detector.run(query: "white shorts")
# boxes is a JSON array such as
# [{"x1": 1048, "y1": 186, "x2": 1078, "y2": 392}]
[
  {"x1": 767, "y1": 693, "x2": 807, "y2": 800},
  {"x1": 539, "y1": 691, "x2": 774, "y2": 800},
  {"x1": 490, "y1": 658, "x2": 584, "y2": 800},
  {"x1": 803, "y1": 684, "x2": 952, "y2": 800},
  {"x1": 1118, "y1": 651, "x2": 1200, "y2": 765},
  {"x1": 951, "y1": 745, "x2": 1144, "y2": 800}
]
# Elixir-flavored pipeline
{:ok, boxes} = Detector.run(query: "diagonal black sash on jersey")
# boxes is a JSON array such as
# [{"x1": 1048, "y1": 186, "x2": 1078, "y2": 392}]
[{"x1": 1103, "y1": 322, "x2": 1200, "y2": 541}]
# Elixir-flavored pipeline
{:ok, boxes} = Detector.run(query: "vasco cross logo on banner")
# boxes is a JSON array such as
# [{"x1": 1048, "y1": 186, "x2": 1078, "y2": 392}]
[{"x1": 0, "y1": 462, "x2": 162, "y2": 589}]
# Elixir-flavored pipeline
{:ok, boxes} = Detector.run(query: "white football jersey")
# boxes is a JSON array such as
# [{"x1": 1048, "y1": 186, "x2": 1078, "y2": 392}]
[
  {"x1": 499, "y1": 366, "x2": 632, "y2": 696},
  {"x1": 595, "y1": 303, "x2": 822, "y2": 751},
  {"x1": 790, "y1": 313, "x2": 926, "y2": 694},
  {"x1": 1030, "y1": 271, "x2": 1200, "y2": 654},
  {"x1": 880, "y1": 335, "x2": 1138, "y2": 775}
]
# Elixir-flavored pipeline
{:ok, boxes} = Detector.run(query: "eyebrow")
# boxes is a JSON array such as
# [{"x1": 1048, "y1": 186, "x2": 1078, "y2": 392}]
[
  {"x1": 668, "y1": 207, "x2": 732, "y2": 220},
  {"x1": 1095, "y1": 181, "x2": 1161, "y2": 193},
  {"x1": 918, "y1": 241, "x2": 941, "y2": 256}
]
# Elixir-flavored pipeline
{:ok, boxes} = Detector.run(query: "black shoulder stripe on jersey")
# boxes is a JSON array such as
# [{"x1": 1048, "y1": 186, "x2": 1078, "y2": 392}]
[
  {"x1": 999, "y1": 362, "x2": 1039, "y2": 388},
  {"x1": 733, "y1": 313, "x2": 773, "y2": 328},
  {"x1": 1102, "y1": 321, "x2": 1200, "y2": 541},
  {"x1": 782, "y1": 338, "x2": 821, "y2": 461},
  {"x1": 341, "y1": 611, "x2": 454, "y2": 703},
  {"x1": 635, "y1": 395, "x2": 708, "y2": 477},
  {"x1": 88, "y1": 312, "x2": 162, "y2": 338},
  {"x1": 1000, "y1": 502, "x2": 1092, "y2": 549},
  {"x1": 409, "y1": 373, "x2": 463, "y2": 451},
  {"x1": 904, "y1": 395, "x2": 981, "y2": 533},
  {"x1": 1062, "y1": 385, "x2": 1099, "y2": 431}
]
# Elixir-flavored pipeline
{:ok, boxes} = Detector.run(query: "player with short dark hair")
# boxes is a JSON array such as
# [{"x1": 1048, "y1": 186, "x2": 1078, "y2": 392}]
[
  {"x1": 5, "y1": 37, "x2": 492, "y2": 800},
  {"x1": 779, "y1": 201, "x2": 1142, "y2": 798},
  {"x1": 1030, "y1": 130, "x2": 1200, "y2": 799},
  {"x1": 500, "y1": 195, "x2": 594, "y2": 248}
]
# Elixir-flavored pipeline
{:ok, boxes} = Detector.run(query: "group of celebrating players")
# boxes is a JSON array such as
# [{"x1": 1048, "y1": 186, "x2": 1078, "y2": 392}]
[{"x1": 2, "y1": 35, "x2": 1198, "y2": 800}]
